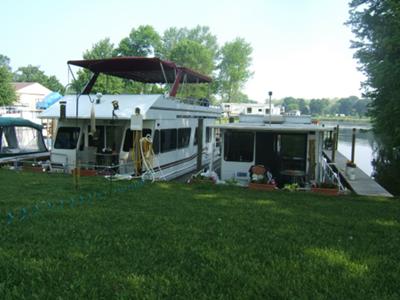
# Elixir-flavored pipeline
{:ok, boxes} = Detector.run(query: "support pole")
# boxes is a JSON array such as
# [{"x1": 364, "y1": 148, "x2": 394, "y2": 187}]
[
  {"x1": 197, "y1": 118, "x2": 204, "y2": 171},
  {"x1": 335, "y1": 125, "x2": 340, "y2": 150},
  {"x1": 351, "y1": 128, "x2": 356, "y2": 164},
  {"x1": 332, "y1": 128, "x2": 337, "y2": 163}
]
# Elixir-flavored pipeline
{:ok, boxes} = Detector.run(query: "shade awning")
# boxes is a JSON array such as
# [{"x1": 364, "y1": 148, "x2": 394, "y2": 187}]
[{"x1": 67, "y1": 56, "x2": 212, "y2": 84}]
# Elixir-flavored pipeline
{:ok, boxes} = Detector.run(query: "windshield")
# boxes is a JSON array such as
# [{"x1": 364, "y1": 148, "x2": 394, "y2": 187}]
[{"x1": 54, "y1": 127, "x2": 80, "y2": 149}]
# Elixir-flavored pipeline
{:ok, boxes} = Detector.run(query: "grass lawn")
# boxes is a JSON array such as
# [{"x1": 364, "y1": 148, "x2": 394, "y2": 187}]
[{"x1": 0, "y1": 169, "x2": 399, "y2": 299}]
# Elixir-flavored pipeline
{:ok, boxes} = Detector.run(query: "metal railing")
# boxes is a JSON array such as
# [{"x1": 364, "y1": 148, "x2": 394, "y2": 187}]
[{"x1": 321, "y1": 157, "x2": 346, "y2": 191}]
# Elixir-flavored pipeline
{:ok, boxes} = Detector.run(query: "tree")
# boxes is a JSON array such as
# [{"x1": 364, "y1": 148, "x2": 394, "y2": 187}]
[
  {"x1": 0, "y1": 54, "x2": 11, "y2": 71},
  {"x1": 309, "y1": 99, "x2": 329, "y2": 115},
  {"x1": 347, "y1": 0, "x2": 400, "y2": 146},
  {"x1": 160, "y1": 26, "x2": 218, "y2": 61},
  {"x1": 114, "y1": 25, "x2": 161, "y2": 57},
  {"x1": 0, "y1": 65, "x2": 17, "y2": 106},
  {"x1": 282, "y1": 97, "x2": 299, "y2": 112},
  {"x1": 71, "y1": 38, "x2": 125, "y2": 94},
  {"x1": 14, "y1": 65, "x2": 64, "y2": 93},
  {"x1": 217, "y1": 38, "x2": 253, "y2": 102}
]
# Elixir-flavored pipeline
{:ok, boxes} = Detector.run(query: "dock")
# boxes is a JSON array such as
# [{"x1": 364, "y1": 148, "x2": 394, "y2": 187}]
[{"x1": 323, "y1": 150, "x2": 393, "y2": 197}]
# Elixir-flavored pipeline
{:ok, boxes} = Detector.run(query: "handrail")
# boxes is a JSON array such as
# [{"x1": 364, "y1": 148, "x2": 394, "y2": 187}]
[{"x1": 321, "y1": 157, "x2": 345, "y2": 191}]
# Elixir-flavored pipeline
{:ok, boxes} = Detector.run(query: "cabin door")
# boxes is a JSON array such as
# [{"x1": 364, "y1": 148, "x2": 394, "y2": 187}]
[{"x1": 255, "y1": 132, "x2": 278, "y2": 177}]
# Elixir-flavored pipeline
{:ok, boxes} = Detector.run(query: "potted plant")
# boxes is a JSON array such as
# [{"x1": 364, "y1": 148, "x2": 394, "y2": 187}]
[
  {"x1": 248, "y1": 174, "x2": 277, "y2": 191},
  {"x1": 311, "y1": 182, "x2": 339, "y2": 195},
  {"x1": 345, "y1": 160, "x2": 357, "y2": 180}
]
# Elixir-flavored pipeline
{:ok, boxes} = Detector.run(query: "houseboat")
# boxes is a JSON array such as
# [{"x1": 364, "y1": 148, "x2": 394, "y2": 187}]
[
  {"x1": 39, "y1": 57, "x2": 222, "y2": 180},
  {"x1": 211, "y1": 114, "x2": 337, "y2": 188}
]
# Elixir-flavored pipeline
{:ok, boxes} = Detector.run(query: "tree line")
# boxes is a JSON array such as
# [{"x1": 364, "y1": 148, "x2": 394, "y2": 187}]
[
  {"x1": 276, "y1": 96, "x2": 371, "y2": 117},
  {"x1": 70, "y1": 25, "x2": 253, "y2": 103},
  {"x1": 0, "y1": 54, "x2": 64, "y2": 106},
  {"x1": 0, "y1": 25, "x2": 253, "y2": 106}
]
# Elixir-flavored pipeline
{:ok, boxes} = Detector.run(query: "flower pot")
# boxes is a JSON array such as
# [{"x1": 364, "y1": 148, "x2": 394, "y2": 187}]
[
  {"x1": 311, "y1": 187, "x2": 339, "y2": 196},
  {"x1": 73, "y1": 168, "x2": 97, "y2": 177},
  {"x1": 346, "y1": 166, "x2": 356, "y2": 181},
  {"x1": 248, "y1": 182, "x2": 277, "y2": 191}
]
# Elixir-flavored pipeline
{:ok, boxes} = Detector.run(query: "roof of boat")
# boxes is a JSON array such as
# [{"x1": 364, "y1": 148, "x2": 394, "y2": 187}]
[
  {"x1": 68, "y1": 57, "x2": 212, "y2": 83},
  {"x1": 0, "y1": 117, "x2": 43, "y2": 130},
  {"x1": 39, "y1": 94, "x2": 221, "y2": 120},
  {"x1": 211, "y1": 122, "x2": 332, "y2": 132}
]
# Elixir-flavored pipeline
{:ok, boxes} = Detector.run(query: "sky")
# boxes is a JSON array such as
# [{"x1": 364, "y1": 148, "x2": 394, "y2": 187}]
[{"x1": 0, "y1": 0, "x2": 364, "y2": 102}]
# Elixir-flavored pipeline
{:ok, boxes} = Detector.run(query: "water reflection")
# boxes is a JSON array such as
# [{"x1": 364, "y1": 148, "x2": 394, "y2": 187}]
[
  {"x1": 337, "y1": 128, "x2": 376, "y2": 176},
  {"x1": 322, "y1": 121, "x2": 399, "y2": 195}
]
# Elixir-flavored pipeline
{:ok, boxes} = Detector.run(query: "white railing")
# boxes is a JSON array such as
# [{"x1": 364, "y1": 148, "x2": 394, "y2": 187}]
[{"x1": 321, "y1": 157, "x2": 346, "y2": 191}]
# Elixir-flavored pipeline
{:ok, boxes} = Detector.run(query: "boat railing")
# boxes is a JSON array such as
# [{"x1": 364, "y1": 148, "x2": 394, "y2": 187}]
[{"x1": 321, "y1": 157, "x2": 346, "y2": 191}]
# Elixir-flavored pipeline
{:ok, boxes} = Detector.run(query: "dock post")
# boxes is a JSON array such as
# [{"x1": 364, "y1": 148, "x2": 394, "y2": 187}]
[
  {"x1": 197, "y1": 118, "x2": 204, "y2": 171},
  {"x1": 335, "y1": 125, "x2": 340, "y2": 150},
  {"x1": 351, "y1": 128, "x2": 356, "y2": 163},
  {"x1": 332, "y1": 128, "x2": 337, "y2": 162}
]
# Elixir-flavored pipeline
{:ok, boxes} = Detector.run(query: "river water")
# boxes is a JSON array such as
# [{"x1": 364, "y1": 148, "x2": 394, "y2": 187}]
[{"x1": 322, "y1": 121, "x2": 375, "y2": 177}]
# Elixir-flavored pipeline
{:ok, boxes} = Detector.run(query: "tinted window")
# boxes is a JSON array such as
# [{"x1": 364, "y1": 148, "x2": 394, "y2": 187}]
[
  {"x1": 178, "y1": 128, "x2": 191, "y2": 149},
  {"x1": 123, "y1": 128, "x2": 152, "y2": 152},
  {"x1": 153, "y1": 130, "x2": 160, "y2": 154},
  {"x1": 224, "y1": 131, "x2": 254, "y2": 162},
  {"x1": 194, "y1": 127, "x2": 198, "y2": 146},
  {"x1": 161, "y1": 129, "x2": 177, "y2": 153},
  {"x1": 54, "y1": 127, "x2": 80, "y2": 149},
  {"x1": 206, "y1": 127, "x2": 211, "y2": 143}
]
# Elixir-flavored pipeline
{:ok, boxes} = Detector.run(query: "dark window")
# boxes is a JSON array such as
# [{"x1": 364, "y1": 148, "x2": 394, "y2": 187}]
[
  {"x1": 265, "y1": 109, "x2": 270, "y2": 114},
  {"x1": 224, "y1": 131, "x2": 254, "y2": 162},
  {"x1": 79, "y1": 133, "x2": 85, "y2": 151},
  {"x1": 54, "y1": 127, "x2": 80, "y2": 149},
  {"x1": 153, "y1": 130, "x2": 160, "y2": 154},
  {"x1": 123, "y1": 128, "x2": 152, "y2": 152},
  {"x1": 247, "y1": 107, "x2": 252, "y2": 113},
  {"x1": 194, "y1": 127, "x2": 198, "y2": 146},
  {"x1": 279, "y1": 134, "x2": 307, "y2": 171},
  {"x1": 178, "y1": 128, "x2": 191, "y2": 149},
  {"x1": 161, "y1": 129, "x2": 177, "y2": 153},
  {"x1": 206, "y1": 127, "x2": 211, "y2": 143},
  {"x1": 88, "y1": 126, "x2": 104, "y2": 152},
  {"x1": 258, "y1": 109, "x2": 262, "y2": 112}
]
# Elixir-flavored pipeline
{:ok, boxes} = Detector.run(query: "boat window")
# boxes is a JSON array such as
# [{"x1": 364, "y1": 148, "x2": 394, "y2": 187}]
[
  {"x1": 194, "y1": 127, "x2": 198, "y2": 146},
  {"x1": 178, "y1": 128, "x2": 191, "y2": 149},
  {"x1": 88, "y1": 126, "x2": 104, "y2": 152},
  {"x1": 161, "y1": 129, "x2": 177, "y2": 153},
  {"x1": 153, "y1": 130, "x2": 160, "y2": 154},
  {"x1": 0, "y1": 126, "x2": 46, "y2": 153},
  {"x1": 247, "y1": 107, "x2": 252, "y2": 113},
  {"x1": 224, "y1": 131, "x2": 254, "y2": 162},
  {"x1": 206, "y1": 127, "x2": 211, "y2": 143},
  {"x1": 79, "y1": 133, "x2": 85, "y2": 151},
  {"x1": 122, "y1": 128, "x2": 152, "y2": 152},
  {"x1": 54, "y1": 127, "x2": 80, "y2": 150}
]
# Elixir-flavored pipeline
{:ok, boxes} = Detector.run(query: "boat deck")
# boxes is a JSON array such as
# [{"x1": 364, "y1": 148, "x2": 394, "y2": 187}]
[{"x1": 323, "y1": 150, "x2": 393, "y2": 197}]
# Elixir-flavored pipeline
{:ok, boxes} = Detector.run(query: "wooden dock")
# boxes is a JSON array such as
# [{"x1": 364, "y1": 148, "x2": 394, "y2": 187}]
[{"x1": 323, "y1": 150, "x2": 393, "y2": 197}]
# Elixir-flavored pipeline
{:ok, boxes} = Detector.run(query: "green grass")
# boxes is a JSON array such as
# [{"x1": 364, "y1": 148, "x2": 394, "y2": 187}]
[{"x1": 0, "y1": 169, "x2": 399, "y2": 299}]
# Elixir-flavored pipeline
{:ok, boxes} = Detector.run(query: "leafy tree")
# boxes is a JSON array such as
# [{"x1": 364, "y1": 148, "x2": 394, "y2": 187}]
[
  {"x1": 217, "y1": 38, "x2": 253, "y2": 102},
  {"x1": 160, "y1": 26, "x2": 218, "y2": 61},
  {"x1": 282, "y1": 97, "x2": 299, "y2": 112},
  {"x1": 0, "y1": 65, "x2": 17, "y2": 106},
  {"x1": 13, "y1": 65, "x2": 64, "y2": 94},
  {"x1": 298, "y1": 98, "x2": 309, "y2": 114},
  {"x1": 309, "y1": 99, "x2": 329, "y2": 115},
  {"x1": 347, "y1": 0, "x2": 400, "y2": 146},
  {"x1": 0, "y1": 54, "x2": 11, "y2": 71},
  {"x1": 114, "y1": 25, "x2": 161, "y2": 57},
  {"x1": 71, "y1": 38, "x2": 125, "y2": 94},
  {"x1": 354, "y1": 98, "x2": 371, "y2": 116}
]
